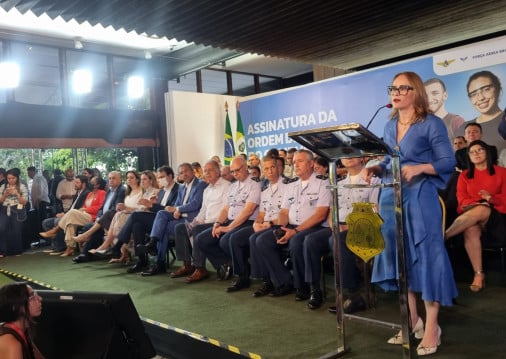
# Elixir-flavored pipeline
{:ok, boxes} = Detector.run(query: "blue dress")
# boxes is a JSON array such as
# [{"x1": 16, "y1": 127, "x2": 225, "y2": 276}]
[{"x1": 371, "y1": 114, "x2": 458, "y2": 306}]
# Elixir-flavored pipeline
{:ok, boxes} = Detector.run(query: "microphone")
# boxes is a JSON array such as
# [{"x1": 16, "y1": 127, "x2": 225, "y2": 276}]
[{"x1": 366, "y1": 103, "x2": 392, "y2": 129}]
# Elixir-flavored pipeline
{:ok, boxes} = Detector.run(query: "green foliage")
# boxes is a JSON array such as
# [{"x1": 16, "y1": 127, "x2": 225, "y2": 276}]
[{"x1": 0, "y1": 148, "x2": 139, "y2": 177}]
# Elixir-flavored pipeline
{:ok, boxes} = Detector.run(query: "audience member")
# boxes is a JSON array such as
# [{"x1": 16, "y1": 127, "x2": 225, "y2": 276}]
[
  {"x1": 39, "y1": 176, "x2": 106, "y2": 257},
  {"x1": 0, "y1": 168, "x2": 6, "y2": 187},
  {"x1": 139, "y1": 164, "x2": 207, "y2": 276},
  {"x1": 314, "y1": 156, "x2": 329, "y2": 176},
  {"x1": 248, "y1": 153, "x2": 260, "y2": 168},
  {"x1": 452, "y1": 136, "x2": 467, "y2": 152},
  {"x1": 249, "y1": 165, "x2": 261, "y2": 179},
  {"x1": 254, "y1": 150, "x2": 331, "y2": 305},
  {"x1": 194, "y1": 155, "x2": 261, "y2": 282},
  {"x1": 42, "y1": 175, "x2": 90, "y2": 255},
  {"x1": 87, "y1": 171, "x2": 142, "y2": 256},
  {"x1": 244, "y1": 156, "x2": 288, "y2": 295},
  {"x1": 55, "y1": 169, "x2": 76, "y2": 213},
  {"x1": 0, "y1": 169, "x2": 29, "y2": 256},
  {"x1": 170, "y1": 160, "x2": 231, "y2": 283},
  {"x1": 0, "y1": 282, "x2": 44, "y2": 359},
  {"x1": 445, "y1": 140, "x2": 506, "y2": 292},
  {"x1": 113, "y1": 166, "x2": 179, "y2": 273},
  {"x1": 221, "y1": 166, "x2": 235, "y2": 182},
  {"x1": 308, "y1": 157, "x2": 380, "y2": 312}
]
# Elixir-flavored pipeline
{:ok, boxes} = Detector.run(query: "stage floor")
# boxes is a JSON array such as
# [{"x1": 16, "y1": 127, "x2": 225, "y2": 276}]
[{"x1": 1, "y1": 249, "x2": 505, "y2": 359}]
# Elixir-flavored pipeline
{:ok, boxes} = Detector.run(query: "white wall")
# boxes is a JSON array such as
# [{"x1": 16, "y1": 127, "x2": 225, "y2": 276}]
[{"x1": 165, "y1": 91, "x2": 241, "y2": 167}]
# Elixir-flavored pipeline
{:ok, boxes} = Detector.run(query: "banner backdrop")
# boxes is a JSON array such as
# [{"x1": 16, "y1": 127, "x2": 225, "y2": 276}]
[{"x1": 240, "y1": 36, "x2": 506, "y2": 161}]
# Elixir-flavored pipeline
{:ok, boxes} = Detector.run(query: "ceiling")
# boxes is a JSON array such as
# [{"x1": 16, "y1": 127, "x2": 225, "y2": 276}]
[{"x1": 0, "y1": 0, "x2": 506, "y2": 80}]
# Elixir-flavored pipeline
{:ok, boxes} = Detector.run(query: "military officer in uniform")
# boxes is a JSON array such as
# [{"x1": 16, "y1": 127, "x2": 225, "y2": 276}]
[
  {"x1": 254, "y1": 149, "x2": 331, "y2": 306},
  {"x1": 194, "y1": 155, "x2": 261, "y2": 282}
]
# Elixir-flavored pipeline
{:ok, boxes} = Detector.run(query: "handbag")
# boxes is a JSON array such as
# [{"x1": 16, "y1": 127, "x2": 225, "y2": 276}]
[{"x1": 9, "y1": 204, "x2": 27, "y2": 222}]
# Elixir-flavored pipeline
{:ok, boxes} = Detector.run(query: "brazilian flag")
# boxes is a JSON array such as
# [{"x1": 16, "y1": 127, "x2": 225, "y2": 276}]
[
  {"x1": 224, "y1": 104, "x2": 235, "y2": 165},
  {"x1": 236, "y1": 101, "x2": 246, "y2": 155}
]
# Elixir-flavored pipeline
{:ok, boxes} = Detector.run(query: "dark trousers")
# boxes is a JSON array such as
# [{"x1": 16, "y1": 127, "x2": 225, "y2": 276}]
[
  {"x1": 174, "y1": 222, "x2": 212, "y2": 268},
  {"x1": 117, "y1": 211, "x2": 156, "y2": 257},
  {"x1": 0, "y1": 206, "x2": 24, "y2": 255},
  {"x1": 194, "y1": 221, "x2": 253, "y2": 270}
]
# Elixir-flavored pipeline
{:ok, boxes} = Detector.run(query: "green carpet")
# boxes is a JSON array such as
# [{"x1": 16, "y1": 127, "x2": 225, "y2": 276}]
[{"x1": 1, "y1": 251, "x2": 505, "y2": 359}]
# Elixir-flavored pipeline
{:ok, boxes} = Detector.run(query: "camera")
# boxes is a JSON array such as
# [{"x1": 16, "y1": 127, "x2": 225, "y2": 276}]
[{"x1": 273, "y1": 228, "x2": 286, "y2": 240}]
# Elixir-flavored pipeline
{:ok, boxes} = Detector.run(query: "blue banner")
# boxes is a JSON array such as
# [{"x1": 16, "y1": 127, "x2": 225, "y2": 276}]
[{"x1": 241, "y1": 36, "x2": 506, "y2": 161}]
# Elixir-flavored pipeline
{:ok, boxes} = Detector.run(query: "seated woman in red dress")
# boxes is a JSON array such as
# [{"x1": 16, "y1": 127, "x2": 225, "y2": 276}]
[
  {"x1": 445, "y1": 139, "x2": 506, "y2": 292},
  {"x1": 40, "y1": 177, "x2": 107, "y2": 257}
]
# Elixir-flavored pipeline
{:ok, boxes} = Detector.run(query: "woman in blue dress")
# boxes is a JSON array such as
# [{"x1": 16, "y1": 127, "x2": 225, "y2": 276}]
[{"x1": 366, "y1": 72, "x2": 458, "y2": 356}]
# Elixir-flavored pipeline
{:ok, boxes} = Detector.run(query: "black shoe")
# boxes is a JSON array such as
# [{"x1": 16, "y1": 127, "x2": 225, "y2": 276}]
[
  {"x1": 343, "y1": 296, "x2": 367, "y2": 314},
  {"x1": 72, "y1": 254, "x2": 92, "y2": 263},
  {"x1": 137, "y1": 238, "x2": 158, "y2": 256},
  {"x1": 295, "y1": 288, "x2": 310, "y2": 301},
  {"x1": 141, "y1": 263, "x2": 166, "y2": 276},
  {"x1": 307, "y1": 289, "x2": 323, "y2": 309},
  {"x1": 253, "y1": 280, "x2": 274, "y2": 297},
  {"x1": 127, "y1": 262, "x2": 148, "y2": 274},
  {"x1": 217, "y1": 264, "x2": 233, "y2": 281},
  {"x1": 226, "y1": 278, "x2": 250, "y2": 292},
  {"x1": 269, "y1": 284, "x2": 294, "y2": 297}
]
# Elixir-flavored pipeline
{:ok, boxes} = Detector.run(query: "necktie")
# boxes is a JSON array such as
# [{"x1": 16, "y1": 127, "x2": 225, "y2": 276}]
[{"x1": 182, "y1": 184, "x2": 190, "y2": 204}]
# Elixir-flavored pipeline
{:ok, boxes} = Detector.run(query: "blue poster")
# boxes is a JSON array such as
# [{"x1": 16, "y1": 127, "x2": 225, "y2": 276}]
[{"x1": 240, "y1": 36, "x2": 506, "y2": 162}]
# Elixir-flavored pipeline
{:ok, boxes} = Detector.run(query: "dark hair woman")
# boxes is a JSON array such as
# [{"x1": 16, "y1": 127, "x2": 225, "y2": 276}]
[
  {"x1": 446, "y1": 140, "x2": 506, "y2": 292},
  {"x1": 0, "y1": 282, "x2": 44, "y2": 359},
  {"x1": 0, "y1": 169, "x2": 29, "y2": 256}
]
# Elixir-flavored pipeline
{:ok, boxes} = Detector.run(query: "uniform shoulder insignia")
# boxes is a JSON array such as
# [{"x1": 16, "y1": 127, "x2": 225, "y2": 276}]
[
  {"x1": 316, "y1": 175, "x2": 328, "y2": 180},
  {"x1": 283, "y1": 177, "x2": 299, "y2": 184},
  {"x1": 261, "y1": 181, "x2": 269, "y2": 191},
  {"x1": 251, "y1": 177, "x2": 261, "y2": 182}
]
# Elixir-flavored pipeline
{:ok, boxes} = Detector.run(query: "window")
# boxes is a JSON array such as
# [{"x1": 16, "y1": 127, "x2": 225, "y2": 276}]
[{"x1": 10, "y1": 43, "x2": 61, "y2": 105}]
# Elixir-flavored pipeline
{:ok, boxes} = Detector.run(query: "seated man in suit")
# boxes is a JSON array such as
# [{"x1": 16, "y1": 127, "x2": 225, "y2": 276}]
[
  {"x1": 41, "y1": 175, "x2": 90, "y2": 254},
  {"x1": 139, "y1": 163, "x2": 208, "y2": 276},
  {"x1": 71, "y1": 171, "x2": 126, "y2": 263},
  {"x1": 170, "y1": 160, "x2": 231, "y2": 283},
  {"x1": 112, "y1": 166, "x2": 179, "y2": 273}
]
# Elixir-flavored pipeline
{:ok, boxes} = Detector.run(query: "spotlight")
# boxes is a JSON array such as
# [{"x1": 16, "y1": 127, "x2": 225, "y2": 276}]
[
  {"x1": 74, "y1": 40, "x2": 83, "y2": 50},
  {"x1": 144, "y1": 51, "x2": 152, "y2": 60}
]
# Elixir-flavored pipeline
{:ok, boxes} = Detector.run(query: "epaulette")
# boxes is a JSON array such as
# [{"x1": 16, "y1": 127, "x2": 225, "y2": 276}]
[
  {"x1": 316, "y1": 175, "x2": 328, "y2": 180},
  {"x1": 283, "y1": 177, "x2": 299, "y2": 184},
  {"x1": 261, "y1": 183, "x2": 269, "y2": 191},
  {"x1": 251, "y1": 176, "x2": 261, "y2": 182}
]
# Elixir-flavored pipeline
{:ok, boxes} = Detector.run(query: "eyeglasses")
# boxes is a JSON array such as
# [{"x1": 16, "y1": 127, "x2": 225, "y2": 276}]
[
  {"x1": 468, "y1": 84, "x2": 494, "y2": 99},
  {"x1": 468, "y1": 148, "x2": 485, "y2": 155},
  {"x1": 387, "y1": 85, "x2": 414, "y2": 96},
  {"x1": 230, "y1": 165, "x2": 243, "y2": 174}
]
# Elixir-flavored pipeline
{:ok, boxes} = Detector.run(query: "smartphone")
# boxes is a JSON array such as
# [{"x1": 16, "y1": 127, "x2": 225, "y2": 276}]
[{"x1": 273, "y1": 229, "x2": 286, "y2": 240}]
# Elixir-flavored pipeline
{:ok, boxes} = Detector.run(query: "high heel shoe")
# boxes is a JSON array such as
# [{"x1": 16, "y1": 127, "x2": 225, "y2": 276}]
[
  {"x1": 72, "y1": 233, "x2": 89, "y2": 243},
  {"x1": 108, "y1": 253, "x2": 130, "y2": 265},
  {"x1": 417, "y1": 326, "x2": 441, "y2": 356},
  {"x1": 387, "y1": 317, "x2": 424, "y2": 344},
  {"x1": 470, "y1": 270, "x2": 485, "y2": 292}
]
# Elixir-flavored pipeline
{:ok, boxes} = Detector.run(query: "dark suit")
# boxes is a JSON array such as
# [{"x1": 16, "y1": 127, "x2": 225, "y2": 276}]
[
  {"x1": 150, "y1": 178, "x2": 208, "y2": 263},
  {"x1": 116, "y1": 183, "x2": 180, "y2": 255}
]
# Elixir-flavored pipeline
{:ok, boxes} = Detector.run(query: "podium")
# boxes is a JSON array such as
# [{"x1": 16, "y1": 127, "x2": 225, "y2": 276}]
[{"x1": 289, "y1": 123, "x2": 414, "y2": 359}]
